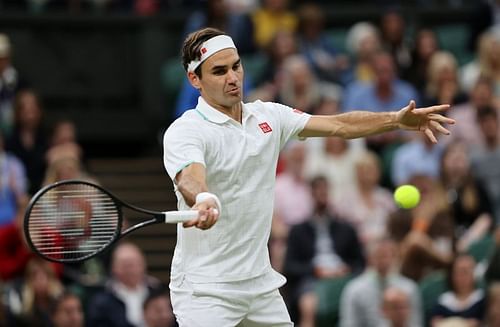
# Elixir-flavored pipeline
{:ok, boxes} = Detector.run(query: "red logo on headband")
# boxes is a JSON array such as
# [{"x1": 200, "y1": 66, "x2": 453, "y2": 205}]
[{"x1": 201, "y1": 47, "x2": 207, "y2": 55}]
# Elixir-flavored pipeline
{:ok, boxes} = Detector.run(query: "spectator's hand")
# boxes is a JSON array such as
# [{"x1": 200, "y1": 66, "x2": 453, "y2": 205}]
[{"x1": 396, "y1": 100, "x2": 454, "y2": 143}]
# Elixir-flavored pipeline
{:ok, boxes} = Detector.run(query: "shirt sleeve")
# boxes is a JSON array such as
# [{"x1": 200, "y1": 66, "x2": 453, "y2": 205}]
[
  {"x1": 265, "y1": 102, "x2": 311, "y2": 149},
  {"x1": 163, "y1": 119, "x2": 206, "y2": 182}
]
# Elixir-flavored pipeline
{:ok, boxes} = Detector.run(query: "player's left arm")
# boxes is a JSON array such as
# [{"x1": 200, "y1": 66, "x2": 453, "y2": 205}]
[{"x1": 298, "y1": 100, "x2": 455, "y2": 143}]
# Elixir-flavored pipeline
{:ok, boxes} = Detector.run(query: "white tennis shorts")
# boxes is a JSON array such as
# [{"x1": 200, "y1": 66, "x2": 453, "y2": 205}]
[{"x1": 170, "y1": 269, "x2": 293, "y2": 327}]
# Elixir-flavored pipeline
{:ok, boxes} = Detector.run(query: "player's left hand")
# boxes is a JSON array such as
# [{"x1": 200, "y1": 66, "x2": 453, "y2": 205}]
[{"x1": 396, "y1": 100, "x2": 455, "y2": 143}]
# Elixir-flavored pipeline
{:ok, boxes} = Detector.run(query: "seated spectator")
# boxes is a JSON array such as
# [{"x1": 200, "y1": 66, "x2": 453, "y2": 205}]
[
  {"x1": 471, "y1": 106, "x2": 500, "y2": 224},
  {"x1": 439, "y1": 141, "x2": 493, "y2": 252},
  {"x1": 422, "y1": 51, "x2": 468, "y2": 107},
  {"x1": 430, "y1": 254, "x2": 486, "y2": 326},
  {"x1": 50, "y1": 292, "x2": 84, "y2": 327},
  {"x1": 484, "y1": 283, "x2": 500, "y2": 327},
  {"x1": 335, "y1": 151, "x2": 397, "y2": 244},
  {"x1": 284, "y1": 175, "x2": 365, "y2": 327},
  {"x1": 4, "y1": 257, "x2": 64, "y2": 327},
  {"x1": 251, "y1": 0, "x2": 297, "y2": 50},
  {"x1": 143, "y1": 290, "x2": 176, "y2": 327},
  {"x1": 0, "y1": 132, "x2": 27, "y2": 227},
  {"x1": 45, "y1": 119, "x2": 83, "y2": 166},
  {"x1": 391, "y1": 132, "x2": 445, "y2": 186},
  {"x1": 339, "y1": 237, "x2": 422, "y2": 327},
  {"x1": 402, "y1": 28, "x2": 439, "y2": 93},
  {"x1": 0, "y1": 195, "x2": 32, "y2": 282},
  {"x1": 0, "y1": 33, "x2": 25, "y2": 136},
  {"x1": 381, "y1": 286, "x2": 415, "y2": 327},
  {"x1": 344, "y1": 22, "x2": 381, "y2": 84},
  {"x1": 379, "y1": 8, "x2": 412, "y2": 75},
  {"x1": 86, "y1": 242, "x2": 163, "y2": 327},
  {"x1": 447, "y1": 77, "x2": 497, "y2": 149},
  {"x1": 296, "y1": 3, "x2": 349, "y2": 83},
  {"x1": 5, "y1": 89, "x2": 48, "y2": 195}
]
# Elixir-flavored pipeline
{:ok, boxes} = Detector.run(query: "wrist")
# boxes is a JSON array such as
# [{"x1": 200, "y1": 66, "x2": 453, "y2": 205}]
[{"x1": 195, "y1": 192, "x2": 222, "y2": 213}]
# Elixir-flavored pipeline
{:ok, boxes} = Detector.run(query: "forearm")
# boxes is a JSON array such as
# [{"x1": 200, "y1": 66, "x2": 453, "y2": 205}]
[
  {"x1": 299, "y1": 111, "x2": 399, "y2": 139},
  {"x1": 175, "y1": 163, "x2": 209, "y2": 207}
]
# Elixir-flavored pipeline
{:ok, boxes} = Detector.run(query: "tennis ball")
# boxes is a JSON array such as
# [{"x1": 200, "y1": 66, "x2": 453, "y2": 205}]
[{"x1": 394, "y1": 184, "x2": 421, "y2": 209}]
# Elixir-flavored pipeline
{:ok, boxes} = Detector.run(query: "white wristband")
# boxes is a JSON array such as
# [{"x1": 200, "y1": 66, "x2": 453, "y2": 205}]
[{"x1": 195, "y1": 192, "x2": 222, "y2": 214}]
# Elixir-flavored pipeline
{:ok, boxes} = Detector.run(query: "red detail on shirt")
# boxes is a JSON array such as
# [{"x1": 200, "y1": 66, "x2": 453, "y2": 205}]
[
  {"x1": 259, "y1": 122, "x2": 272, "y2": 133},
  {"x1": 293, "y1": 108, "x2": 303, "y2": 114},
  {"x1": 201, "y1": 47, "x2": 207, "y2": 54}
]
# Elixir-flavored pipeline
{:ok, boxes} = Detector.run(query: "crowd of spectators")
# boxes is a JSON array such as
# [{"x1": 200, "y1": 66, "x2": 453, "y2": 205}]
[{"x1": 1, "y1": 0, "x2": 500, "y2": 326}]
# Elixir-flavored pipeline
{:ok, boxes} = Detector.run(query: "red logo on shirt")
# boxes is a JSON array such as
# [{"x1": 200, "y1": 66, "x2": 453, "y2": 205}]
[
  {"x1": 201, "y1": 47, "x2": 207, "y2": 55},
  {"x1": 259, "y1": 122, "x2": 272, "y2": 133},
  {"x1": 293, "y1": 108, "x2": 303, "y2": 114}
]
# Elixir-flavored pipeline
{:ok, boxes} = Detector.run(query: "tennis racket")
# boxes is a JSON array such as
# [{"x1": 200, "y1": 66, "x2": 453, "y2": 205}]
[{"x1": 24, "y1": 179, "x2": 198, "y2": 263}]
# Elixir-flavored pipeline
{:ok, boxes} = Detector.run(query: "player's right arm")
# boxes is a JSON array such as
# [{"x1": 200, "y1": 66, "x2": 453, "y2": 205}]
[{"x1": 175, "y1": 163, "x2": 220, "y2": 230}]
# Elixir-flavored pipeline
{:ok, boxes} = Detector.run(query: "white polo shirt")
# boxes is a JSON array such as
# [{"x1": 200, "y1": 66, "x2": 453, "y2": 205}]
[{"x1": 163, "y1": 97, "x2": 310, "y2": 283}]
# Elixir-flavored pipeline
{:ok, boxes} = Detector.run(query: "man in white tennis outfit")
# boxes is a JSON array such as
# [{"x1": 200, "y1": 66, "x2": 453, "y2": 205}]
[{"x1": 163, "y1": 28, "x2": 454, "y2": 326}]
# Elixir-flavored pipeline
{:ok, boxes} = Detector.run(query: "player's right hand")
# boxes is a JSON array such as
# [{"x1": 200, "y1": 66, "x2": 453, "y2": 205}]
[{"x1": 183, "y1": 200, "x2": 219, "y2": 230}]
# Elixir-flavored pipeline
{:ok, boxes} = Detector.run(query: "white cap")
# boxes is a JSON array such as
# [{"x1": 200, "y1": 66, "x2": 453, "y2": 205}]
[
  {"x1": 0, "y1": 34, "x2": 11, "y2": 58},
  {"x1": 187, "y1": 35, "x2": 236, "y2": 72}
]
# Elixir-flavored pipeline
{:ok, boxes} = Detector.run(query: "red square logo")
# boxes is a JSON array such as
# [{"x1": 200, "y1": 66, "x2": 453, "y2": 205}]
[
  {"x1": 201, "y1": 47, "x2": 207, "y2": 54},
  {"x1": 259, "y1": 122, "x2": 272, "y2": 133}
]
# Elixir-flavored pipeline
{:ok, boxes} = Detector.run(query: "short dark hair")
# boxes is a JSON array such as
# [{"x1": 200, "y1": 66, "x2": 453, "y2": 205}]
[
  {"x1": 143, "y1": 288, "x2": 170, "y2": 311},
  {"x1": 477, "y1": 105, "x2": 498, "y2": 122},
  {"x1": 181, "y1": 27, "x2": 227, "y2": 78}
]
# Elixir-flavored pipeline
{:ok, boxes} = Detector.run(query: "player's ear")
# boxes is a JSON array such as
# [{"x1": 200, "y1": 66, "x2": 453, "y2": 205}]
[{"x1": 187, "y1": 71, "x2": 201, "y2": 90}]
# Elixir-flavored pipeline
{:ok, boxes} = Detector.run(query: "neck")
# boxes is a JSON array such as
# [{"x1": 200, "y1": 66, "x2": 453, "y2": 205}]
[{"x1": 209, "y1": 99, "x2": 242, "y2": 123}]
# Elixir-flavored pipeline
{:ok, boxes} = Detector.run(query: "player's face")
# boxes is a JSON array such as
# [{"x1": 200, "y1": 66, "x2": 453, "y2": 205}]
[{"x1": 190, "y1": 48, "x2": 244, "y2": 110}]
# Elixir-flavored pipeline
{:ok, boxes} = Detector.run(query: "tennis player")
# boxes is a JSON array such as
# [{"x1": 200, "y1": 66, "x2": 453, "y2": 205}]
[{"x1": 163, "y1": 27, "x2": 454, "y2": 326}]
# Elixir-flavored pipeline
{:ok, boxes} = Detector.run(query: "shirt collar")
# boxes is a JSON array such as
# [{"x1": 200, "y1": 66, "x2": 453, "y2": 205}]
[{"x1": 195, "y1": 96, "x2": 253, "y2": 124}]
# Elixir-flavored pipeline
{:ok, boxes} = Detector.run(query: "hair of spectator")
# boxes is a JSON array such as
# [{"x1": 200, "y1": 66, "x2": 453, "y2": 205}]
[
  {"x1": 476, "y1": 105, "x2": 498, "y2": 122},
  {"x1": 445, "y1": 253, "x2": 476, "y2": 294},
  {"x1": 181, "y1": 27, "x2": 227, "y2": 78},
  {"x1": 142, "y1": 288, "x2": 170, "y2": 311},
  {"x1": 49, "y1": 291, "x2": 81, "y2": 316}
]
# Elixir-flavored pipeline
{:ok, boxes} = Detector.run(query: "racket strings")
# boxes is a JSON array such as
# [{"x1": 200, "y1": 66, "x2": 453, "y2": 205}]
[{"x1": 27, "y1": 184, "x2": 120, "y2": 261}]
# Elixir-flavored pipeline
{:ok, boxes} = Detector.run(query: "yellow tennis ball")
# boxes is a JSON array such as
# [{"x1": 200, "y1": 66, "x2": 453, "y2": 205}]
[{"x1": 394, "y1": 184, "x2": 421, "y2": 209}]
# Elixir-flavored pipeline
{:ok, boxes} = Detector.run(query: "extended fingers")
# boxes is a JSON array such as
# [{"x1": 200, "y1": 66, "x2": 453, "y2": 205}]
[
  {"x1": 428, "y1": 113, "x2": 455, "y2": 125},
  {"x1": 411, "y1": 104, "x2": 450, "y2": 115},
  {"x1": 424, "y1": 128, "x2": 437, "y2": 143},
  {"x1": 430, "y1": 120, "x2": 451, "y2": 135}
]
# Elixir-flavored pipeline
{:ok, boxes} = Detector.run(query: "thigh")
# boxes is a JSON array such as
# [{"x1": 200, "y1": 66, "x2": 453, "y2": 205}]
[
  {"x1": 240, "y1": 289, "x2": 294, "y2": 327},
  {"x1": 171, "y1": 280, "x2": 246, "y2": 327}
]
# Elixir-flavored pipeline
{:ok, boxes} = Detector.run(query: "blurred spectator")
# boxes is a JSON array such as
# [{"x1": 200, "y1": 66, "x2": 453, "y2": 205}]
[
  {"x1": 50, "y1": 292, "x2": 84, "y2": 327},
  {"x1": 381, "y1": 286, "x2": 415, "y2": 327},
  {"x1": 45, "y1": 119, "x2": 83, "y2": 166},
  {"x1": 251, "y1": 0, "x2": 297, "y2": 50},
  {"x1": 471, "y1": 106, "x2": 500, "y2": 224},
  {"x1": 422, "y1": 51, "x2": 468, "y2": 107},
  {"x1": 461, "y1": 28, "x2": 500, "y2": 96},
  {"x1": 0, "y1": 289, "x2": 5, "y2": 327},
  {"x1": 42, "y1": 156, "x2": 95, "y2": 187},
  {"x1": 274, "y1": 141, "x2": 312, "y2": 227},
  {"x1": 296, "y1": 3, "x2": 349, "y2": 83},
  {"x1": 143, "y1": 290, "x2": 176, "y2": 327},
  {"x1": 0, "y1": 34, "x2": 24, "y2": 136},
  {"x1": 390, "y1": 175, "x2": 453, "y2": 282},
  {"x1": 182, "y1": 0, "x2": 255, "y2": 55},
  {"x1": 447, "y1": 77, "x2": 497, "y2": 148},
  {"x1": 379, "y1": 8, "x2": 412, "y2": 75},
  {"x1": 342, "y1": 51, "x2": 419, "y2": 152},
  {"x1": 344, "y1": 22, "x2": 382, "y2": 83},
  {"x1": 485, "y1": 227, "x2": 500, "y2": 283},
  {"x1": 439, "y1": 141, "x2": 493, "y2": 252},
  {"x1": 339, "y1": 237, "x2": 422, "y2": 327},
  {"x1": 5, "y1": 89, "x2": 47, "y2": 195},
  {"x1": 391, "y1": 132, "x2": 444, "y2": 186},
  {"x1": 403, "y1": 28, "x2": 440, "y2": 93},
  {"x1": 335, "y1": 151, "x2": 397, "y2": 244},
  {"x1": 467, "y1": 0, "x2": 500, "y2": 53},
  {"x1": 4, "y1": 257, "x2": 64, "y2": 327},
  {"x1": 484, "y1": 282, "x2": 500, "y2": 327},
  {"x1": 247, "y1": 30, "x2": 298, "y2": 101},
  {"x1": 284, "y1": 175, "x2": 365, "y2": 327},
  {"x1": 0, "y1": 195, "x2": 32, "y2": 282},
  {"x1": 86, "y1": 242, "x2": 162, "y2": 327},
  {"x1": 272, "y1": 141, "x2": 312, "y2": 272},
  {"x1": 305, "y1": 136, "x2": 365, "y2": 203},
  {"x1": 0, "y1": 131, "x2": 27, "y2": 227},
  {"x1": 430, "y1": 254, "x2": 486, "y2": 327}
]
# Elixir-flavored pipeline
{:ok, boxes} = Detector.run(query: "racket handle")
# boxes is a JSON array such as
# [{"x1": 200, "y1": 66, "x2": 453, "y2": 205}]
[{"x1": 164, "y1": 210, "x2": 199, "y2": 223}]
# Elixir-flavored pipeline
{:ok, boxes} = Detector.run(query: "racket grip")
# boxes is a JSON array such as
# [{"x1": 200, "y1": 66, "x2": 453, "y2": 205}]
[{"x1": 164, "y1": 210, "x2": 199, "y2": 223}]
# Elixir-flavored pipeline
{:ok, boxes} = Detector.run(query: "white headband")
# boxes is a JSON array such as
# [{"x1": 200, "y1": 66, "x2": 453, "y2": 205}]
[{"x1": 187, "y1": 35, "x2": 236, "y2": 72}]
